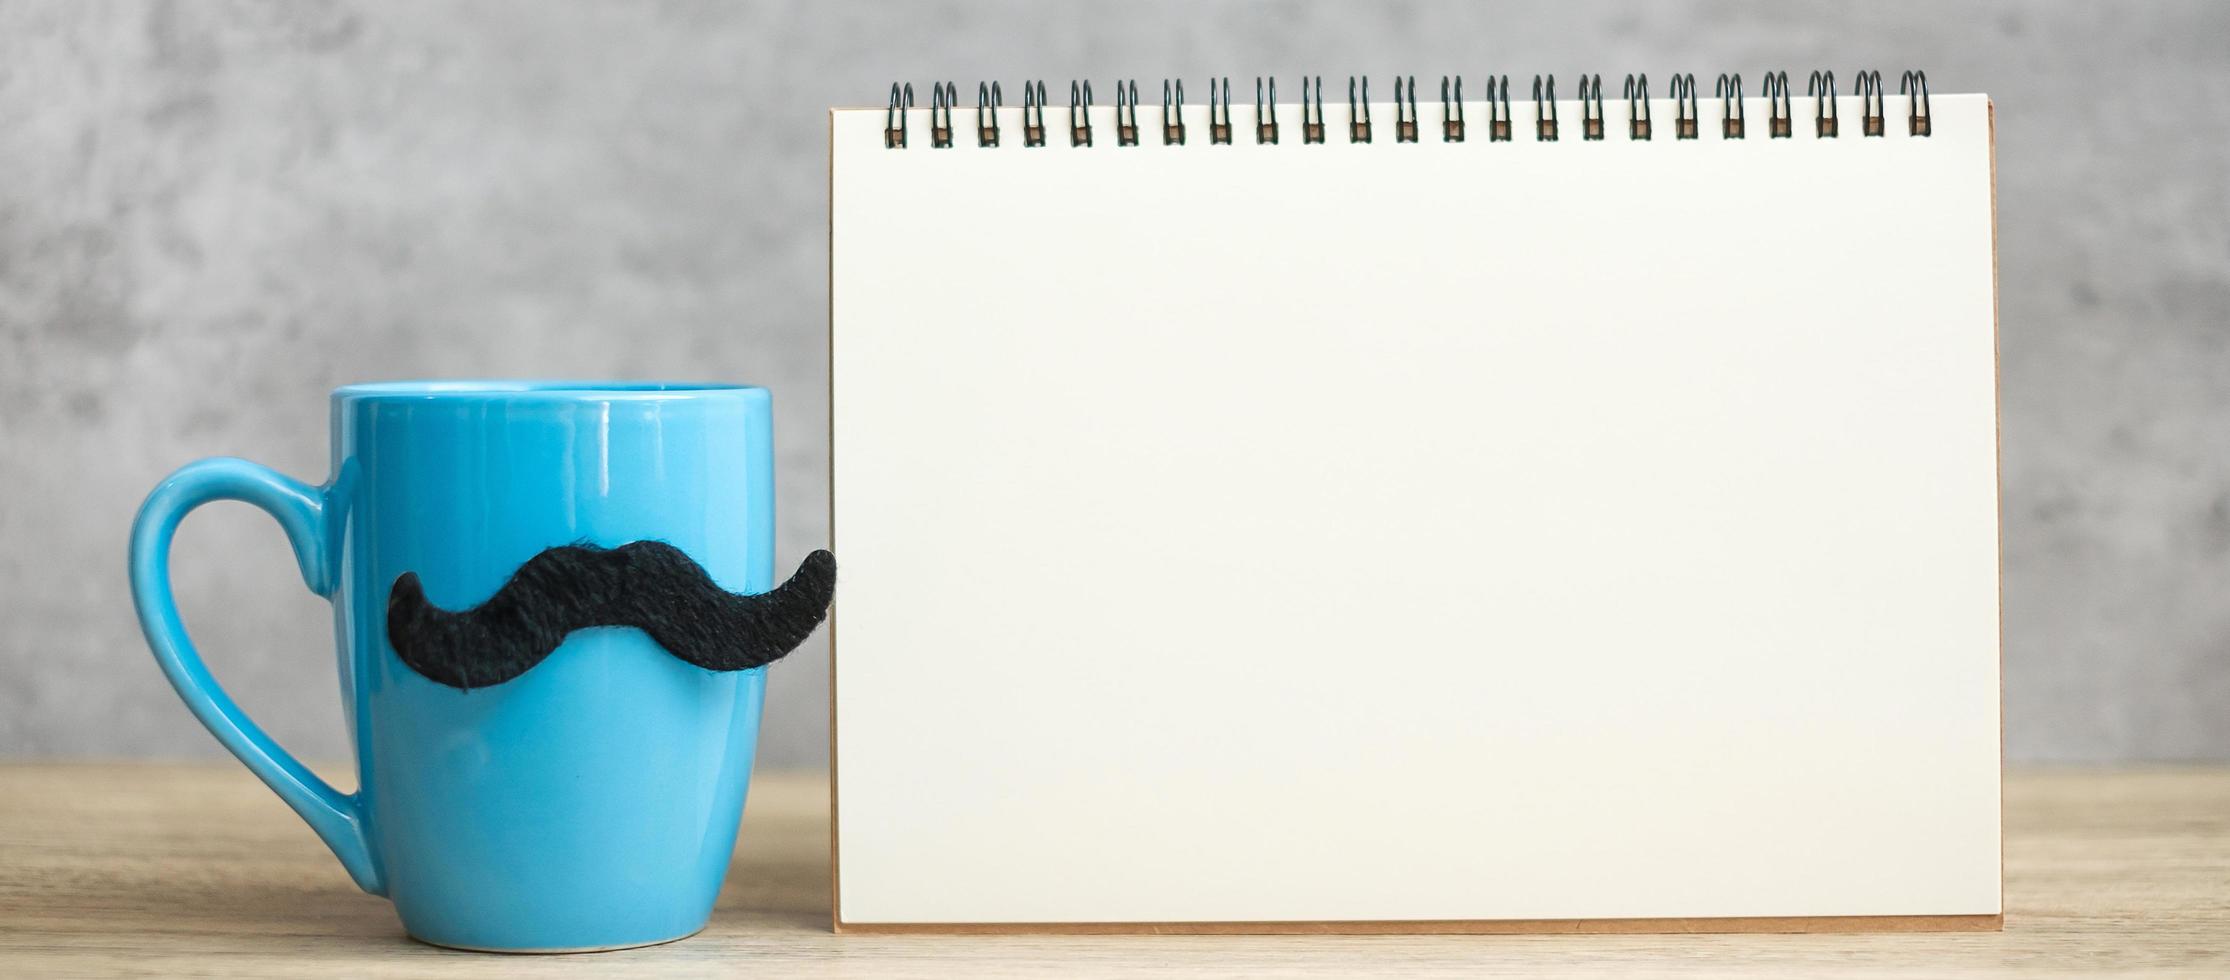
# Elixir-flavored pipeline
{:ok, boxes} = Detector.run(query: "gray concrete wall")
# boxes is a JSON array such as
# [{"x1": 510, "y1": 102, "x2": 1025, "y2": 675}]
[{"x1": 2, "y1": 0, "x2": 2224, "y2": 767}]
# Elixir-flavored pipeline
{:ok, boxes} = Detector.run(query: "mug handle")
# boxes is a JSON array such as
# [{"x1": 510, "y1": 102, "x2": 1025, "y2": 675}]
[{"x1": 129, "y1": 457, "x2": 384, "y2": 895}]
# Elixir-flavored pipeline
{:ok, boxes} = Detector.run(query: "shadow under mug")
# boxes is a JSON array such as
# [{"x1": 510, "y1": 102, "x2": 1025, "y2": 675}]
[{"x1": 129, "y1": 381, "x2": 780, "y2": 952}]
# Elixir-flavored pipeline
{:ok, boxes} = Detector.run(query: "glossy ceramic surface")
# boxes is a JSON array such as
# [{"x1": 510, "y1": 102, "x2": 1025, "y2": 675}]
[{"x1": 130, "y1": 381, "x2": 776, "y2": 951}]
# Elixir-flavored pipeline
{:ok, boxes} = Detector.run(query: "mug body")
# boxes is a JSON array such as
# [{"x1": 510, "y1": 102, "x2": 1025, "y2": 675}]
[{"x1": 329, "y1": 381, "x2": 774, "y2": 952}]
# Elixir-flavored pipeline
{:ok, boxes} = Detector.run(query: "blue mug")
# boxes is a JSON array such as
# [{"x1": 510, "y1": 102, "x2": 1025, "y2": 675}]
[{"x1": 129, "y1": 381, "x2": 811, "y2": 952}]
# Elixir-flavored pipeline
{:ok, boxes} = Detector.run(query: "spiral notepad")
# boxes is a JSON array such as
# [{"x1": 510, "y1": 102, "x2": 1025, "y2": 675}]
[{"x1": 830, "y1": 71, "x2": 2000, "y2": 932}]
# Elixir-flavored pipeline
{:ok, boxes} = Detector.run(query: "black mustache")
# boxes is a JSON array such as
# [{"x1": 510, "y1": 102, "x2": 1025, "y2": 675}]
[{"x1": 386, "y1": 541, "x2": 835, "y2": 690}]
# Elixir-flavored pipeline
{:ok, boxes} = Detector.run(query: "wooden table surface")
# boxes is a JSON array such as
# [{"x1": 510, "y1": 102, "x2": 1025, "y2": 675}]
[{"x1": 2, "y1": 765, "x2": 2225, "y2": 977}]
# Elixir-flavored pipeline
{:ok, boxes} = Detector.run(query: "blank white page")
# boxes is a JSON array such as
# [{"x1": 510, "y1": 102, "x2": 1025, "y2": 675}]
[{"x1": 831, "y1": 93, "x2": 1999, "y2": 927}]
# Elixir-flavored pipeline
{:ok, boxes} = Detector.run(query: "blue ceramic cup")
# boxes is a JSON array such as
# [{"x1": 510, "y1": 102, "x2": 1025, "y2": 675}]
[{"x1": 130, "y1": 381, "x2": 783, "y2": 952}]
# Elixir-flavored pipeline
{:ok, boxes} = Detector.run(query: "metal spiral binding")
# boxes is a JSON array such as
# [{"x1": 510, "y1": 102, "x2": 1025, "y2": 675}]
[
  {"x1": 1669, "y1": 74, "x2": 1698, "y2": 139},
  {"x1": 1021, "y1": 80, "x2": 1047, "y2": 147},
  {"x1": 1902, "y1": 70, "x2": 1931, "y2": 136},
  {"x1": 1624, "y1": 74, "x2": 1651, "y2": 140},
  {"x1": 1115, "y1": 80, "x2": 1140, "y2": 146},
  {"x1": 1348, "y1": 76, "x2": 1372, "y2": 143},
  {"x1": 1256, "y1": 77, "x2": 1279, "y2": 144},
  {"x1": 1577, "y1": 74, "x2": 1605, "y2": 140},
  {"x1": 1485, "y1": 75, "x2": 1512, "y2": 141},
  {"x1": 884, "y1": 82, "x2": 912, "y2": 148},
  {"x1": 1855, "y1": 70, "x2": 1885, "y2": 136},
  {"x1": 1208, "y1": 77, "x2": 1233, "y2": 145},
  {"x1": 1532, "y1": 75, "x2": 1557, "y2": 141},
  {"x1": 1302, "y1": 77, "x2": 1326, "y2": 143},
  {"x1": 1809, "y1": 71, "x2": 1839, "y2": 137},
  {"x1": 929, "y1": 81, "x2": 956, "y2": 148},
  {"x1": 1394, "y1": 76, "x2": 1419, "y2": 142},
  {"x1": 1763, "y1": 72, "x2": 1792, "y2": 138},
  {"x1": 1069, "y1": 81, "x2": 1093, "y2": 147},
  {"x1": 1162, "y1": 80, "x2": 1186, "y2": 145},
  {"x1": 1716, "y1": 73, "x2": 1744, "y2": 138},
  {"x1": 1440, "y1": 76, "x2": 1464, "y2": 142},
  {"x1": 880, "y1": 70, "x2": 1938, "y2": 149},
  {"x1": 977, "y1": 82, "x2": 1001, "y2": 147}
]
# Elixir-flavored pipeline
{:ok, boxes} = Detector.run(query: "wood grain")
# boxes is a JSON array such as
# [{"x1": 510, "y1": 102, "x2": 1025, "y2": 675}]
[{"x1": 2, "y1": 765, "x2": 2225, "y2": 977}]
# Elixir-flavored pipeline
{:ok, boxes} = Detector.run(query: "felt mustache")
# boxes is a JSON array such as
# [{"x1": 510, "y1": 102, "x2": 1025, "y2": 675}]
[{"x1": 386, "y1": 541, "x2": 836, "y2": 690}]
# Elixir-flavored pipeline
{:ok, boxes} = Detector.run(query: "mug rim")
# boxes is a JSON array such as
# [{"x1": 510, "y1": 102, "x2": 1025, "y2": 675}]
[{"x1": 333, "y1": 380, "x2": 766, "y2": 403}]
